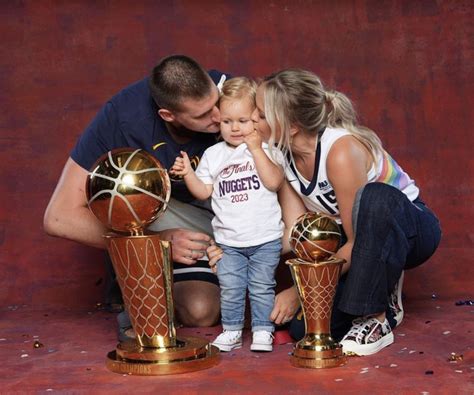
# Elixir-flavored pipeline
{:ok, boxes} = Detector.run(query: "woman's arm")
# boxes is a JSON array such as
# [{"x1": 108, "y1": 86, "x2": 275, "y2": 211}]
[
  {"x1": 278, "y1": 179, "x2": 307, "y2": 254},
  {"x1": 270, "y1": 180, "x2": 307, "y2": 324},
  {"x1": 327, "y1": 135, "x2": 371, "y2": 273}
]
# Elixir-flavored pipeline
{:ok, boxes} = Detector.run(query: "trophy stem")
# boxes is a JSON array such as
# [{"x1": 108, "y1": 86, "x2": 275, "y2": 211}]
[
  {"x1": 104, "y1": 233, "x2": 219, "y2": 375},
  {"x1": 287, "y1": 258, "x2": 347, "y2": 369}
]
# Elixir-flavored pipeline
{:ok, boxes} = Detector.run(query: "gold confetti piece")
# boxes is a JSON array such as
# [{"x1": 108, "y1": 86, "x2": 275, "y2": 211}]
[
  {"x1": 390, "y1": 364, "x2": 398, "y2": 368},
  {"x1": 448, "y1": 353, "x2": 463, "y2": 362},
  {"x1": 33, "y1": 340, "x2": 44, "y2": 348},
  {"x1": 20, "y1": 354, "x2": 29, "y2": 358},
  {"x1": 443, "y1": 331, "x2": 451, "y2": 335},
  {"x1": 345, "y1": 351, "x2": 360, "y2": 357},
  {"x1": 455, "y1": 370, "x2": 463, "y2": 373}
]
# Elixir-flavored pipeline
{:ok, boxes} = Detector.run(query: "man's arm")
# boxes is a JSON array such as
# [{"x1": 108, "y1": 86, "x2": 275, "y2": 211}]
[
  {"x1": 44, "y1": 157, "x2": 108, "y2": 249},
  {"x1": 44, "y1": 157, "x2": 213, "y2": 264}
]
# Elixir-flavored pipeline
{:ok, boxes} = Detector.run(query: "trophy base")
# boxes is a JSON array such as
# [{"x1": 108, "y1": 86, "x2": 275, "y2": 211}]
[
  {"x1": 106, "y1": 336, "x2": 220, "y2": 375},
  {"x1": 290, "y1": 345, "x2": 346, "y2": 369}
]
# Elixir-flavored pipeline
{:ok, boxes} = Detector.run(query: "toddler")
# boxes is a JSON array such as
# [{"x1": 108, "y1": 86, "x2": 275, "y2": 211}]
[{"x1": 170, "y1": 77, "x2": 284, "y2": 351}]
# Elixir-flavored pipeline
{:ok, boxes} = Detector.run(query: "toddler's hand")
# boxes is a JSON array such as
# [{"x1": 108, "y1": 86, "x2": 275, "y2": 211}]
[
  {"x1": 170, "y1": 151, "x2": 192, "y2": 176},
  {"x1": 243, "y1": 128, "x2": 262, "y2": 153},
  {"x1": 207, "y1": 240, "x2": 223, "y2": 274}
]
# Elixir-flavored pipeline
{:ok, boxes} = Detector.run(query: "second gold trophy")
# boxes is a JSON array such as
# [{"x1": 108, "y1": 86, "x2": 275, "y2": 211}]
[{"x1": 287, "y1": 212, "x2": 347, "y2": 369}]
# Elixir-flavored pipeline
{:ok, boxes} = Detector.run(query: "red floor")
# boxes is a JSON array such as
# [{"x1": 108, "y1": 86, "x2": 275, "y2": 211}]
[{"x1": 1, "y1": 296, "x2": 472, "y2": 394}]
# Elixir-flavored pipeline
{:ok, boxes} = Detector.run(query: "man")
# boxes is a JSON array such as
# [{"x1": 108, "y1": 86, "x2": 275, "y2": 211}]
[{"x1": 44, "y1": 55, "x2": 229, "y2": 338}]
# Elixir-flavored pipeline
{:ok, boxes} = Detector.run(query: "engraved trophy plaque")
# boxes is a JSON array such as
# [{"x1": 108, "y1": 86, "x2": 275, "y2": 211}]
[
  {"x1": 86, "y1": 148, "x2": 219, "y2": 375},
  {"x1": 287, "y1": 212, "x2": 347, "y2": 368}
]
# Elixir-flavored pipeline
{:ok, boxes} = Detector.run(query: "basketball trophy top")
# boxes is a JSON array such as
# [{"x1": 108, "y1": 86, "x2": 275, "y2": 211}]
[
  {"x1": 86, "y1": 148, "x2": 171, "y2": 234},
  {"x1": 289, "y1": 212, "x2": 341, "y2": 262}
]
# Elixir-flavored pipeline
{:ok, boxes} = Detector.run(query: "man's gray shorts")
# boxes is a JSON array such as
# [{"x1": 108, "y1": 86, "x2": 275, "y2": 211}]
[{"x1": 148, "y1": 198, "x2": 218, "y2": 285}]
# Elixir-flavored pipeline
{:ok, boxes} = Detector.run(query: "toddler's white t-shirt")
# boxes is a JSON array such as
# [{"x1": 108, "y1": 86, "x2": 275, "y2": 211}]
[{"x1": 196, "y1": 142, "x2": 284, "y2": 247}]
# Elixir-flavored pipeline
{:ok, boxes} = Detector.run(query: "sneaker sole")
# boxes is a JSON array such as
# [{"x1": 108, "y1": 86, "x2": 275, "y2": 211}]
[
  {"x1": 250, "y1": 344, "x2": 273, "y2": 352},
  {"x1": 341, "y1": 331, "x2": 394, "y2": 356},
  {"x1": 212, "y1": 342, "x2": 242, "y2": 352}
]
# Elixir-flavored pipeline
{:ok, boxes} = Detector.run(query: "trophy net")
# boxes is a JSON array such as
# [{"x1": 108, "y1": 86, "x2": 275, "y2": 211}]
[
  {"x1": 296, "y1": 262, "x2": 340, "y2": 334},
  {"x1": 108, "y1": 236, "x2": 175, "y2": 348}
]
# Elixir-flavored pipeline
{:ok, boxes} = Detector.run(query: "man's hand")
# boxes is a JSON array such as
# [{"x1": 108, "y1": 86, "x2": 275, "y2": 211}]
[
  {"x1": 159, "y1": 228, "x2": 211, "y2": 265},
  {"x1": 270, "y1": 286, "x2": 300, "y2": 325},
  {"x1": 170, "y1": 151, "x2": 192, "y2": 177}
]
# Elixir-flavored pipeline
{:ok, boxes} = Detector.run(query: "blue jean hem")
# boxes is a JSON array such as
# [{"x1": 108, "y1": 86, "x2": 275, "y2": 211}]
[
  {"x1": 252, "y1": 325, "x2": 275, "y2": 333},
  {"x1": 222, "y1": 323, "x2": 244, "y2": 331}
]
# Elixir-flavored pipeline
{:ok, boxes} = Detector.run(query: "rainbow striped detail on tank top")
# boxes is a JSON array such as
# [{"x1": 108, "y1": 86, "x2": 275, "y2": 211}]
[{"x1": 376, "y1": 150, "x2": 410, "y2": 190}]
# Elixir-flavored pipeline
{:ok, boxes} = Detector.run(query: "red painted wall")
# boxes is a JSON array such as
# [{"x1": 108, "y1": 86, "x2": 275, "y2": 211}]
[{"x1": 1, "y1": 1, "x2": 472, "y2": 308}]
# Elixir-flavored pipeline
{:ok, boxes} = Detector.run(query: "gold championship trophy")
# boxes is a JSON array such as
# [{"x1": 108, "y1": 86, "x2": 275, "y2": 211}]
[
  {"x1": 287, "y1": 212, "x2": 347, "y2": 369},
  {"x1": 86, "y1": 148, "x2": 220, "y2": 375}
]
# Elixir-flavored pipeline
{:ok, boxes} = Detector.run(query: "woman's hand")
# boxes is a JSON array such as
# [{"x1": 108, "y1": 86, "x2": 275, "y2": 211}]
[
  {"x1": 335, "y1": 241, "x2": 353, "y2": 274},
  {"x1": 270, "y1": 286, "x2": 300, "y2": 325},
  {"x1": 206, "y1": 240, "x2": 223, "y2": 273}
]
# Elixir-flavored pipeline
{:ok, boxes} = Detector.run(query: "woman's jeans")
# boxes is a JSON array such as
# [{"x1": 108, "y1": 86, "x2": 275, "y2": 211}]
[
  {"x1": 290, "y1": 182, "x2": 442, "y2": 341},
  {"x1": 218, "y1": 239, "x2": 282, "y2": 333}
]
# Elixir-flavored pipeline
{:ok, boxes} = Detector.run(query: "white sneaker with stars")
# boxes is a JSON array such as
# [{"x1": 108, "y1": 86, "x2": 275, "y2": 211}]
[
  {"x1": 212, "y1": 330, "x2": 242, "y2": 352},
  {"x1": 250, "y1": 330, "x2": 274, "y2": 352},
  {"x1": 340, "y1": 317, "x2": 394, "y2": 356}
]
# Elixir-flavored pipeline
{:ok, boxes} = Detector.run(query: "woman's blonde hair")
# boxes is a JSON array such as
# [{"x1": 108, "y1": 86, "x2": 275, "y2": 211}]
[
  {"x1": 220, "y1": 76, "x2": 257, "y2": 104},
  {"x1": 262, "y1": 69, "x2": 382, "y2": 159}
]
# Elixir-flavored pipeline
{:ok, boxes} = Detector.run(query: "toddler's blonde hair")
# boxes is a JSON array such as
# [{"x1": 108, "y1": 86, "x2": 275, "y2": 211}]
[{"x1": 220, "y1": 77, "x2": 257, "y2": 105}]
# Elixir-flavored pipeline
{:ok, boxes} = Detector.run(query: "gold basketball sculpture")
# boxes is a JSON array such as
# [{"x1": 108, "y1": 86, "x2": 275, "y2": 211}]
[
  {"x1": 289, "y1": 212, "x2": 341, "y2": 262},
  {"x1": 86, "y1": 148, "x2": 219, "y2": 375},
  {"x1": 287, "y1": 212, "x2": 347, "y2": 369}
]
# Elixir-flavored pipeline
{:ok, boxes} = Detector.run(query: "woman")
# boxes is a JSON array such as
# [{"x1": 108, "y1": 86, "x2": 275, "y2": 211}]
[{"x1": 249, "y1": 69, "x2": 441, "y2": 356}]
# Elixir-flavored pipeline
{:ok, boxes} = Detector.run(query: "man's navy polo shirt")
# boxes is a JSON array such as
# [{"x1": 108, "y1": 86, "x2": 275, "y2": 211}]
[{"x1": 71, "y1": 70, "x2": 228, "y2": 202}]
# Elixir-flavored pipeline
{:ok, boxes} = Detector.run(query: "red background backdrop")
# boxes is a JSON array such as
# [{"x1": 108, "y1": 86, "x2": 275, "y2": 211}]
[{"x1": 1, "y1": 0, "x2": 472, "y2": 309}]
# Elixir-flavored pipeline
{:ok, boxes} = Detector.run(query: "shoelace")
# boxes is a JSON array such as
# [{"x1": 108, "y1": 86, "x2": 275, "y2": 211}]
[
  {"x1": 346, "y1": 318, "x2": 376, "y2": 342},
  {"x1": 217, "y1": 331, "x2": 241, "y2": 342}
]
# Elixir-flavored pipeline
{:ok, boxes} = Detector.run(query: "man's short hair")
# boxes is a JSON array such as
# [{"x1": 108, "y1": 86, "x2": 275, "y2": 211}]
[{"x1": 149, "y1": 55, "x2": 214, "y2": 112}]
